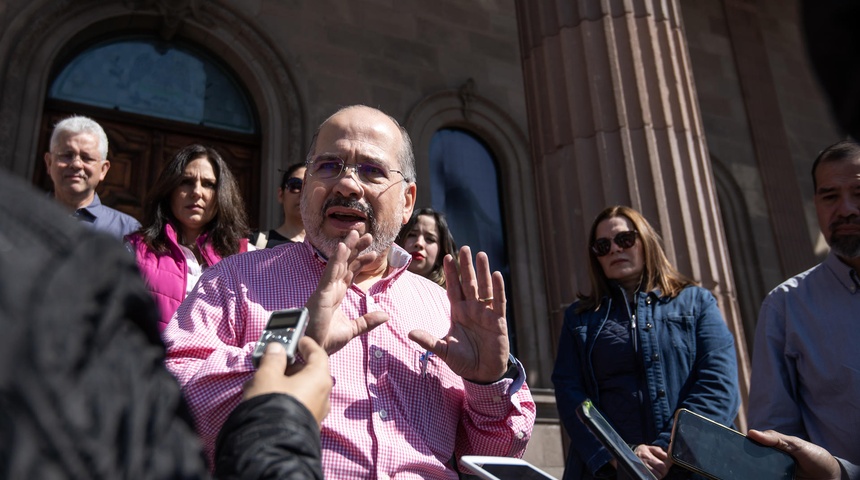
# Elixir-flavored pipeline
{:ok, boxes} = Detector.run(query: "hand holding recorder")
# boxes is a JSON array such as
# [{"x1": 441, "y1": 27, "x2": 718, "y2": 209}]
[{"x1": 243, "y1": 336, "x2": 332, "y2": 426}]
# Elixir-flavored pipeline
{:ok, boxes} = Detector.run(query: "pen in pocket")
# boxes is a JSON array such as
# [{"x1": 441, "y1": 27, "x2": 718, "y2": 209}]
[{"x1": 420, "y1": 351, "x2": 433, "y2": 377}]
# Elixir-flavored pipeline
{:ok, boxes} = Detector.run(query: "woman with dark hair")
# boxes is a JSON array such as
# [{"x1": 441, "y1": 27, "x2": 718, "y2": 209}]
[
  {"x1": 395, "y1": 207, "x2": 458, "y2": 287},
  {"x1": 553, "y1": 206, "x2": 740, "y2": 480},
  {"x1": 126, "y1": 144, "x2": 250, "y2": 331}
]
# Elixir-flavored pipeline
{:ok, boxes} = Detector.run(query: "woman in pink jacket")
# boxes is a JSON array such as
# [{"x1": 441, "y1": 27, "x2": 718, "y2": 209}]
[{"x1": 127, "y1": 144, "x2": 250, "y2": 331}]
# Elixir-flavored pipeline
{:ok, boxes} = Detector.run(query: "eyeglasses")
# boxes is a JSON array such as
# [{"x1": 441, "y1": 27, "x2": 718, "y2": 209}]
[
  {"x1": 591, "y1": 230, "x2": 638, "y2": 257},
  {"x1": 283, "y1": 177, "x2": 303, "y2": 193},
  {"x1": 52, "y1": 151, "x2": 100, "y2": 164},
  {"x1": 306, "y1": 156, "x2": 405, "y2": 185}
]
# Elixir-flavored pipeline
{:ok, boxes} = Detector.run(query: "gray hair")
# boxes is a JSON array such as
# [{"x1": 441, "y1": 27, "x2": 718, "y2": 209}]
[
  {"x1": 50, "y1": 115, "x2": 109, "y2": 161},
  {"x1": 305, "y1": 105, "x2": 416, "y2": 184}
]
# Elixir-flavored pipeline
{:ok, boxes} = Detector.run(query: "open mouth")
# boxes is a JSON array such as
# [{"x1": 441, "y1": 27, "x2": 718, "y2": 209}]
[
  {"x1": 326, "y1": 206, "x2": 368, "y2": 227},
  {"x1": 411, "y1": 252, "x2": 425, "y2": 261}
]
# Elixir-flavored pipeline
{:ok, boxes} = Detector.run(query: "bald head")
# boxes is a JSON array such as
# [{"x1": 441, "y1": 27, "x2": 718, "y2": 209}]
[{"x1": 307, "y1": 105, "x2": 416, "y2": 184}]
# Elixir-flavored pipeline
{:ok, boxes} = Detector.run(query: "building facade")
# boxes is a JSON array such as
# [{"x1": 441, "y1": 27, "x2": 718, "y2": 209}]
[{"x1": 0, "y1": 0, "x2": 841, "y2": 475}]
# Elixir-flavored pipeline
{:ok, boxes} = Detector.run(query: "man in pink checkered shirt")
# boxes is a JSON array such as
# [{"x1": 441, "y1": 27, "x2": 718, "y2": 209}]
[{"x1": 163, "y1": 105, "x2": 536, "y2": 478}]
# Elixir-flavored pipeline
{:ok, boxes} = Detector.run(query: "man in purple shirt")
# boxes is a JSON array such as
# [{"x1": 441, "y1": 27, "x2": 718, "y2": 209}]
[
  {"x1": 164, "y1": 105, "x2": 535, "y2": 478},
  {"x1": 44, "y1": 115, "x2": 139, "y2": 239}
]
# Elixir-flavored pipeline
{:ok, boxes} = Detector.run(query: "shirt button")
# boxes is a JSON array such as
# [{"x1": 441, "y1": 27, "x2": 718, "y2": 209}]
[
  {"x1": 492, "y1": 395, "x2": 502, "y2": 403},
  {"x1": 374, "y1": 349, "x2": 383, "y2": 359},
  {"x1": 380, "y1": 475, "x2": 390, "y2": 480},
  {"x1": 657, "y1": 389, "x2": 666, "y2": 397},
  {"x1": 646, "y1": 298, "x2": 652, "y2": 305},
  {"x1": 652, "y1": 354, "x2": 659, "y2": 361},
  {"x1": 516, "y1": 431, "x2": 525, "y2": 439},
  {"x1": 645, "y1": 323, "x2": 652, "y2": 329},
  {"x1": 378, "y1": 409, "x2": 388, "y2": 419}
]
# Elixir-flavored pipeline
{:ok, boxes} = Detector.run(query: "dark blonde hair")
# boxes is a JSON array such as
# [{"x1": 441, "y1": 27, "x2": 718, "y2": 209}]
[
  {"x1": 396, "y1": 208, "x2": 458, "y2": 287},
  {"x1": 577, "y1": 206, "x2": 695, "y2": 312}
]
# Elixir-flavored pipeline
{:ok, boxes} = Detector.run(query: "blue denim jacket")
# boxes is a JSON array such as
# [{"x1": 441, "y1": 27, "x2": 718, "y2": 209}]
[{"x1": 552, "y1": 285, "x2": 740, "y2": 480}]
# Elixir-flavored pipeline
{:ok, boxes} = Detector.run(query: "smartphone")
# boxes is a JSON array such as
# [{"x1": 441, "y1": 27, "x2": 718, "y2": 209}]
[
  {"x1": 251, "y1": 308, "x2": 309, "y2": 368},
  {"x1": 460, "y1": 456, "x2": 557, "y2": 480},
  {"x1": 669, "y1": 409, "x2": 796, "y2": 480}
]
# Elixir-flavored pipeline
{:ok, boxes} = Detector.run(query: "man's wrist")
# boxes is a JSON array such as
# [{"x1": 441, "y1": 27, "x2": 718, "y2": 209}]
[{"x1": 468, "y1": 355, "x2": 518, "y2": 385}]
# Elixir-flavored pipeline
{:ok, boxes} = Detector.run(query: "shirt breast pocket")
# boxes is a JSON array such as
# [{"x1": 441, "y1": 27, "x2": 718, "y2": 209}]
[
  {"x1": 662, "y1": 315, "x2": 695, "y2": 357},
  {"x1": 383, "y1": 353, "x2": 462, "y2": 460}
]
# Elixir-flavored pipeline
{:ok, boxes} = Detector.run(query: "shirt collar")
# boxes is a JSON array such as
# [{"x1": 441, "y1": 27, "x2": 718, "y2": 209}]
[
  {"x1": 824, "y1": 250, "x2": 860, "y2": 294},
  {"x1": 302, "y1": 239, "x2": 412, "y2": 283},
  {"x1": 74, "y1": 192, "x2": 102, "y2": 218}
]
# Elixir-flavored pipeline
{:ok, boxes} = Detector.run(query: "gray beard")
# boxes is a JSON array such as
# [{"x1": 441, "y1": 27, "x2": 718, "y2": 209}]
[
  {"x1": 830, "y1": 233, "x2": 860, "y2": 259},
  {"x1": 302, "y1": 196, "x2": 404, "y2": 259}
]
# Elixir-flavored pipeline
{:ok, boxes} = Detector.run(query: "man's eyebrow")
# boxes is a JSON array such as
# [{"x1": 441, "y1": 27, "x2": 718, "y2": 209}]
[{"x1": 815, "y1": 185, "x2": 837, "y2": 195}]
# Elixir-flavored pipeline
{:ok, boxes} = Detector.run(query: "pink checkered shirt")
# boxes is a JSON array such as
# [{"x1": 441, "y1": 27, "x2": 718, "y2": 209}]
[{"x1": 163, "y1": 240, "x2": 536, "y2": 478}]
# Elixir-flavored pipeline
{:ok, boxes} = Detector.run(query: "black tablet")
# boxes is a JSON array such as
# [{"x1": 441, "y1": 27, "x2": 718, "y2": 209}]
[{"x1": 576, "y1": 399, "x2": 657, "y2": 480}]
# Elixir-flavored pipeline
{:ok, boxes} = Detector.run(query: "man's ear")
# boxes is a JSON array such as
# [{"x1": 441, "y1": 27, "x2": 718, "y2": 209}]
[
  {"x1": 98, "y1": 159, "x2": 111, "y2": 181},
  {"x1": 44, "y1": 152, "x2": 53, "y2": 170},
  {"x1": 401, "y1": 182, "x2": 416, "y2": 224}
]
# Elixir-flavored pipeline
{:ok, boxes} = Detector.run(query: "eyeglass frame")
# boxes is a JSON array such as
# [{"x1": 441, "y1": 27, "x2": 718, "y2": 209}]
[
  {"x1": 305, "y1": 155, "x2": 406, "y2": 186},
  {"x1": 591, "y1": 230, "x2": 639, "y2": 257}
]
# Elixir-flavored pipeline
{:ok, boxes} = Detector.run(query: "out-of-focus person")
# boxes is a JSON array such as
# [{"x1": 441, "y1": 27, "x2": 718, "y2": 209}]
[
  {"x1": 395, "y1": 207, "x2": 458, "y2": 287},
  {"x1": 43, "y1": 115, "x2": 140, "y2": 239},
  {"x1": 251, "y1": 163, "x2": 307, "y2": 248},
  {"x1": 126, "y1": 144, "x2": 250, "y2": 331},
  {"x1": 553, "y1": 205, "x2": 740, "y2": 480},
  {"x1": 0, "y1": 169, "x2": 327, "y2": 479},
  {"x1": 748, "y1": 140, "x2": 860, "y2": 475}
]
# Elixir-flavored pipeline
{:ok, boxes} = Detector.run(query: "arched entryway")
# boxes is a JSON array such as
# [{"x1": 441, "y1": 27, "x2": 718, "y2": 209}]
[
  {"x1": 34, "y1": 36, "x2": 262, "y2": 225},
  {"x1": 0, "y1": 1, "x2": 305, "y2": 228}
]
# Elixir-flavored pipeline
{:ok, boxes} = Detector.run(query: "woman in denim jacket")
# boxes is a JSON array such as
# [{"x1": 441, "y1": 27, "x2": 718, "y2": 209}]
[{"x1": 553, "y1": 206, "x2": 740, "y2": 479}]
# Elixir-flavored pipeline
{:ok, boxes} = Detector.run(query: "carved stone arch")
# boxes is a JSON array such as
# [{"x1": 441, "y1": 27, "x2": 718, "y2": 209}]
[
  {"x1": 711, "y1": 156, "x2": 765, "y2": 353},
  {"x1": 406, "y1": 88, "x2": 553, "y2": 386},
  {"x1": 0, "y1": 0, "x2": 305, "y2": 226}
]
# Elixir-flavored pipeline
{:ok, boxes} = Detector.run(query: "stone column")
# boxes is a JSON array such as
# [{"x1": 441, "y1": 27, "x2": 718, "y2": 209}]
[{"x1": 516, "y1": 0, "x2": 750, "y2": 428}]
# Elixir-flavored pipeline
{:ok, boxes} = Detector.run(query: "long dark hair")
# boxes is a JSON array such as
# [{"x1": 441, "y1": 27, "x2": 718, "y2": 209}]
[
  {"x1": 577, "y1": 205, "x2": 695, "y2": 312},
  {"x1": 396, "y1": 207, "x2": 458, "y2": 287},
  {"x1": 138, "y1": 144, "x2": 249, "y2": 257}
]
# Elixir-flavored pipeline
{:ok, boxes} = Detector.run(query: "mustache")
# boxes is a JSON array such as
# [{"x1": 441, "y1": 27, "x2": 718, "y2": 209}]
[
  {"x1": 830, "y1": 215, "x2": 860, "y2": 230},
  {"x1": 323, "y1": 196, "x2": 376, "y2": 228}
]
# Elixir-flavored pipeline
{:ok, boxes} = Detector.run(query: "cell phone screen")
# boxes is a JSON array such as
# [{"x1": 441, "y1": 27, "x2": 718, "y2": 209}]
[
  {"x1": 480, "y1": 464, "x2": 555, "y2": 480},
  {"x1": 671, "y1": 409, "x2": 795, "y2": 480}
]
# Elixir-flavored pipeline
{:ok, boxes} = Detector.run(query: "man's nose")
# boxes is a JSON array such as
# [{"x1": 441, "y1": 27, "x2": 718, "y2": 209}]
[
  {"x1": 835, "y1": 195, "x2": 860, "y2": 217},
  {"x1": 332, "y1": 168, "x2": 363, "y2": 197}
]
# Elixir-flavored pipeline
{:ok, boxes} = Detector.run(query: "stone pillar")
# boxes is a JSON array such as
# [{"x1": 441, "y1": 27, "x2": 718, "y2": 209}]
[{"x1": 515, "y1": 0, "x2": 750, "y2": 428}]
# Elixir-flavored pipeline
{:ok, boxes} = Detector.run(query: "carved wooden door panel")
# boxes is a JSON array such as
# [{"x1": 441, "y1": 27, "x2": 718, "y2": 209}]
[{"x1": 35, "y1": 105, "x2": 260, "y2": 228}]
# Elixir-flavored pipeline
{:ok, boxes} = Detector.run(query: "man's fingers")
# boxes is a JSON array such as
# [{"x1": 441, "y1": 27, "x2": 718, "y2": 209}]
[
  {"x1": 444, "y1": 254, "x2": 463, "y2": 303},
  {"x1": 351, "y1": 311, "x2": 390, "y2": 337},
  {"x1": 475, "y1": 252, "x2": 493, "y2": 300},
  {"x1": 492, "y1": 271, "x2": 506, "y2": 314},
  {"x1": 747, "y1": 429, "x2": 779, "y2": 447},
  {"x1": 257, "y1": 341, "x2": 288, "y2": 374},
  {"x1": 408, "y1": 329, "x2": 445, "y2": 357},
  {"x1": 458, "y1": 246, "x2": 479, "y2": 299}
]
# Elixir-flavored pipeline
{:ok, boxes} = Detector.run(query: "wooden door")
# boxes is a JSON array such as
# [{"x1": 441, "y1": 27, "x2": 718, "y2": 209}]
[{"x1": 35, "y1": 102, "x2": 261, "y2": 228}]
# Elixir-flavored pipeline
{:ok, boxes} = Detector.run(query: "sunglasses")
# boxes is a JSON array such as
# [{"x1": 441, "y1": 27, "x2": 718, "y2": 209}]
[
  {"x1": 591, "y1": 230, "x2": 638, "y2": 257},
  {"x1": 283, "y1": 177, "x2": 303, "y2": 193}
]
